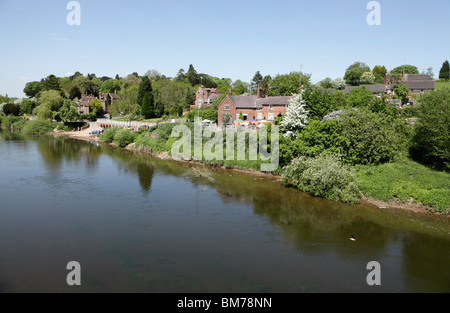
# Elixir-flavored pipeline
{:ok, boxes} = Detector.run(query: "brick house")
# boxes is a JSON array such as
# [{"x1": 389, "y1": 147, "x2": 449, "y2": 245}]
[
  {"x1": 98, "y1": 91, "x2": 117, "y2": 113},
  {"x1": 75, "y1": 94, "x2": 96, "y2": 115},
  {"x1": 196, "y1": 86, "x2": 222, "y2": 107},
  {"x1": 217, "y1": 87, "x2": 292, "y2": 126}
]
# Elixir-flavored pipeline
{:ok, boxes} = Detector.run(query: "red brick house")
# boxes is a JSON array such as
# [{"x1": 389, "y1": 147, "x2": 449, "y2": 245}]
[
  {"x1": 196, "y1": 86, "x2": 222, "y2": 106},
  {"x1": 217, "y1": 87, "x2": 292, "y2": 126}
]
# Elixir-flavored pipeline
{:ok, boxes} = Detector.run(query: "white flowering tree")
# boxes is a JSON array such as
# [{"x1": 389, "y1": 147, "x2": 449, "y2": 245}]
[
  {"x1": 332, "y1": 78, "x2": 346, "y2": 90},
  {"x1": 281, "y1": 93, "x2": 309, "y2": 138}
]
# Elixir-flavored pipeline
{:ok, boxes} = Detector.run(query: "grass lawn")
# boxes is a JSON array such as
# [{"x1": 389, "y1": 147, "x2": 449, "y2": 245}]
[
  {"x1": 435, "y1": 80, "x2": 450, "y2": 90},
  {"x1": 356, "y1": 159, "x2": 450, "y2": 213}
]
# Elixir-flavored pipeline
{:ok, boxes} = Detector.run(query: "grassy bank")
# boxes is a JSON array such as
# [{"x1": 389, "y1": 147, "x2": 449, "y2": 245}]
[{"x1": 356, "y1": 159, "x2": 450, "y2": 213}]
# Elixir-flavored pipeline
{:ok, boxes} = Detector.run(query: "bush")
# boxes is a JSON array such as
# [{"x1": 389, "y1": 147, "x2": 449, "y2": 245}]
[
  {"x1": 411, "y1": 88, "x2": 450, "y2": 171},
  {"x1": 22, "y1": 120, "x2": 56, "y2": 134},
  {"x1": 101, "y1": 127, "x2": 121, "y2": 143},
  {"x1": 337, "y1": 109, "x2": 410, "y2": 165},
  {"x1": 113, "y1": 129, "x2": 137, "y2": 147},
  {"x1": 282, "y1": 154, "x2": 360, "y2": 203}
]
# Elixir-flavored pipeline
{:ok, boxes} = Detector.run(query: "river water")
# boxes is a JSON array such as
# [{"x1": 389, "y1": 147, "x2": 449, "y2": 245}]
[{"x1": 0, "y1": 130, "x2": 448, "y2": 293}]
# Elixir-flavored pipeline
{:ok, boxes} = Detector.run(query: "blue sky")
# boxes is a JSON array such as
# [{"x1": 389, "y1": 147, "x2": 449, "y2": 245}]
[{"x1": 0, "y1": 0, "x2": 449, "y2": 97}]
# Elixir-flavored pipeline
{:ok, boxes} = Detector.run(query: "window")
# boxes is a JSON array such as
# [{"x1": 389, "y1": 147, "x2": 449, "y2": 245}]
[
  {"x1": 224, "y1": 105, "x2": 230, "y2": 111},
  {"x1": 269, "y1": 105, "x2": 273, "y2": 110},
  {"x1": 257, "y1": 113, "x2": 263, "y2": 120},
  {"x1": 268, "y1": 113, "x2": 274, "y2": 120},
  {"x1": 80, "y1": 105, "x2": 84, "y2": 109}
]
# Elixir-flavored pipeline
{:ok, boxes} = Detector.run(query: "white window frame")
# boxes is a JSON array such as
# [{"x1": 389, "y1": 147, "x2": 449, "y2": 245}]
[
  {"x1": 257, "y1": 113, "x2": 263, "y2": 120},
  {"x1": 268, "y1": 113, "x2": 274, "y2": 120},
  {"x1": 224, "y1": 105, "x2": 230, "y2": 111}
]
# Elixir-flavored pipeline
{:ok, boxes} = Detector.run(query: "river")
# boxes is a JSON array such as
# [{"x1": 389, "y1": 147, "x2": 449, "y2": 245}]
[{"x1": 0, "y1": 130, "x2": 449, "y2": 292}]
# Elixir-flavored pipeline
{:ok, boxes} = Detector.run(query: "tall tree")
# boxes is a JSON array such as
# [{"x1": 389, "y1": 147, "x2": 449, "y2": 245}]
[
  {"x1": 252, "y1": 71, "x2": 263, "y2": 91},
  {"x1": 186, "y1": 64, "x2": 200, "y2": 86},
  {"x1": 137, "y1": 76, "x2": 153, "y2": 107},
  {"x1": 391, "y1": 65, "x2": 419, "y2": 75},
  {"x1": 69, "y1": 85, "x2": 82, "y2": 100},
  {"x1": 23, "y1": 81, "x2": 43, "y2": 98},
  {"x1": 372, "y1": 65, "x2": 387, "y2": 83},
  {"x1": 439, "y1": 60, "x2": 450, "y2": 80},
  {"x1": 267, "y1": 71, "x2": 311, "y2": 96},
  {"x1": 141, "y1": 94, "x2": 154, "y2": 119},
  {"x1": 344, "y1": 62, "x2": 370, "y2": 86},
  {"x1": 426, "y1": 67, "x2": 434, "y2": 79},
  {"x1": 43, "y1": 75, "x2": 61, "y2": 91},
  {"x1": 58, "y1": 100, "x2": 80, "y2": 122}
]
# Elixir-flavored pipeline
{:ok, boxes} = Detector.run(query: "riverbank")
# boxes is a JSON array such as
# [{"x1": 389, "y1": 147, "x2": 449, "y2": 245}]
[{"x1": 48, "y1": 125, "x2": 449, "y2": 216}]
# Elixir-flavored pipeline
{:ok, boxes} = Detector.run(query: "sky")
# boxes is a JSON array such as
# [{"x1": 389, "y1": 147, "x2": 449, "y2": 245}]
[{"x1": 0, "y1": 0, "x2": 449, "y2": 97}]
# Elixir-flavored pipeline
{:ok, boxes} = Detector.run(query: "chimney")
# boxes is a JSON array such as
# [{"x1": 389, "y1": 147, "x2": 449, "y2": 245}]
[
  {"x1": 257, "y1": 87, "x2": 263, "y2": 99},
  {"x1": 114, "y1": 90, "x2": 117, "y2": 95},
  {"x1": 402, "y1": 69, "x2": 405, "y2": 81}
]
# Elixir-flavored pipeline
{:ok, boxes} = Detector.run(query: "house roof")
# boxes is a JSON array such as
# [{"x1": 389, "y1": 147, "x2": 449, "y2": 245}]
[
  {"x1": 404, "y1": 80, "x2": 436, "y2": 90},
  {"x1": 405, "y1": 74, "x2": 433, "y2": 81},
  {"x1": 257, "y1": 96, "x2": 292, "y2": 106},
  {"x1": 228, "y1": 96, "x2": 260, "y2": 109},
  {"x1": 344, "y1": 84, "x2": 386, "y2": 94}
]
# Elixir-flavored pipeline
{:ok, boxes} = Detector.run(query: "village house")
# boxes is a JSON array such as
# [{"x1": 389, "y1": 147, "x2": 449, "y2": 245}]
[
  {"x1": 217, "y1": 87, "x2": 292, "y2": 126},
  {"x1": 75, "y1": 94, "x2": 96, "y2": 115},
  {"x1": 196, "y1": 86, "x2": 222, "y2": 107},
  {"x1": 344, "y1": 70, "x2": 435, "y2": 96},
  {"x1": 98, "y1": 91, "x2": 117, "y2": 113}
]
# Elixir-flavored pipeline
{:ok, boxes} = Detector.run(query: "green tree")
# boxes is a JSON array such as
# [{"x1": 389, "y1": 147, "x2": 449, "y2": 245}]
[
  {"x1": 267, "y1": 72, "x2": 311, "y2": 96},
  {"x1": 232, "y1": 80, "x2": 249, "y2": 95},
  {"x1": 187, "y1": 64, "x2": 200, "y2": 86},
  {"x1": 137, "y1": 76, "x2": 153, "y2": 107},
  {"x1": 344, "y1": 62, "x2": 370, "y2": 86},
  {"x1": 69, "y1": 85, "x2": 82, "y2": 100},
  {"x1": 23, "y1": 81, "x2": 43, "y2": 98},
  {"x1": 58, "y1": 100, "x2": 80, "y2": 122},
  {"x1": 38, "y1": 90, "x2": 64, "y2": 112},
  {"x1": 360, "y1": 72, "x2": 376, "y2": 84},
  {"x1": 252, "y1": 71, "x2": 263, "y2": 91},
  {"x1": 20, "y1": 99, "x2": 37, "y2": 115},
  {"x1": 372, "y1": 65, "x2": 387, "y2": 83},
  {"x1": 2, "y1": 103, "x2": 20, "y2": 116},
  {"x1": 393, "y1": 83, "x2": 410, "y2": 105},
  {"x1": 302, "y1": 89, "x2": 338, "y2": 121},
  {"x1": 101, "y1": 79, "x2": 122, "y2": 93},
  {"x1": 43, "y1": 75, "x2": 60, "y2": 91},
  {"x1": 346, "y1": 86, "x2": 373, "y2": 108},
  {"x1": 438, "y1": 60, "x2": 450, "y2": 80},
  {"x1": 392, "y1": 65, "x2": 419, "y2": 75},
  {"x1": 90, "y1": 99, "x2": 104, "y2": 116},
  {"x1": 411, "y1": 88, "x2": 450, "y2": 170},
  {"x1": 141, "y1": 94, "x2": 154, "y2": 119},
  {"x1": 318, "y1": 78, "x2": 333, "y2": 89}
]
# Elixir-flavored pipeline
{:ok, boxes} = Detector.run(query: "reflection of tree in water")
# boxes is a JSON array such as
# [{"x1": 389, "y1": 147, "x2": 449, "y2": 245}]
[
  {"x1": 35, "y1": 136, "x2": 101, "y2": 171},
  {"x1": 402, "y1": 232, "x2": 450, "y2": 292},
  {"x1": 137, "y1": 163, "x2": 154, "y2": 192}
]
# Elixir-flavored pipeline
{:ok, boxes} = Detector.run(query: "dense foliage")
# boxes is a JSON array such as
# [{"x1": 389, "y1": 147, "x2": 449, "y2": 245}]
[{"x1": 282, "y1": 154, "x2": 360, "y2": 203}]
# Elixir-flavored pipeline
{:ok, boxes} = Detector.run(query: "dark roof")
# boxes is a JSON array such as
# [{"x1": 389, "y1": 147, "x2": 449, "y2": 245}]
[
  {"x1": 404, "y1": 80, "x2": 436, "y2": 90},
  {"x1": 257, "y1": 96, "x2": 292, "y2": 106},
  {"x1": 344, "y1": 84, "x2": 386, "y2": 94},
  {"x1": 405, "y1": 74, "x2": 433, "y2": 81},
  {"x1": 228, "y1": 96, "x2": 260, "y2": 109}
]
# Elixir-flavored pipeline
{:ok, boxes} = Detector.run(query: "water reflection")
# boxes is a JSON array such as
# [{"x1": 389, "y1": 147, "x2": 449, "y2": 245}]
[{"x1": 0, "y1": 132, "x2": 448, "y2": 292}]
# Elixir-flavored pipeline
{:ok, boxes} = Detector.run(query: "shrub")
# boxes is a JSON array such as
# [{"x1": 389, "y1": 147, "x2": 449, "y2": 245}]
[
  {"x1": 113, "y1": 129, "x2": 137, "y2": 147},
  {"x1": 411, "y1": 88, "x2": 450, "y2": 171},
  {"x1": 337, "y1": 109, "x2": 410, "y2": 165},
  {"x1": 282, "y1": 154, "x2": 360, "y2": 203},
  {"x1": 22, "y1": 120, "x2": 55, "y2": 134},
  {"x1": 101, "y1": 127, "x2": 121, "y2": 143}
]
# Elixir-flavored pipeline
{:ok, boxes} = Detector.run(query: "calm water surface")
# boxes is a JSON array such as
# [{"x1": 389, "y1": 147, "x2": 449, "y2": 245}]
[{"x1": 0, "y1": 130, "x2": 449, "y2": 293}]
